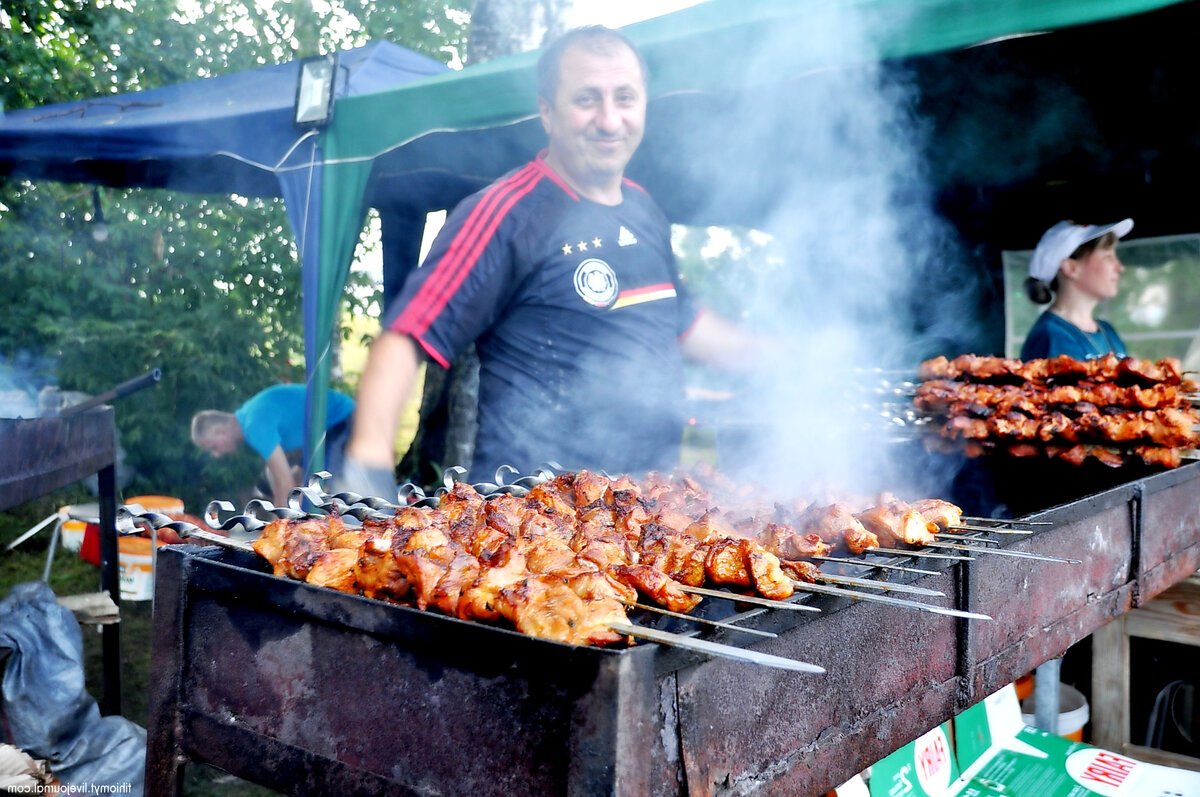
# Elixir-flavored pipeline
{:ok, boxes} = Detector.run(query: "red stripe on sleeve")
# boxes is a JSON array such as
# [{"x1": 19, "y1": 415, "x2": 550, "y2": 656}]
[
  {"x1": 392, "y1": 164, "x2": 540, "y2": 336},
  {"x1": 412, "y1": 333, "x2": 451, "y2": 369},
  {"x1": 407, "y1": 165, "x2": 542, "y2": 333},
  {"x1": 679, "y1": 307, "x2": 706, "y2": 341}
]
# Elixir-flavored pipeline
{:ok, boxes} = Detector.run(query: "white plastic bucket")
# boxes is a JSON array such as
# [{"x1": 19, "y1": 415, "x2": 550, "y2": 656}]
[{"x1": 1021, "y1": 682, "x2": 1090, "y2": 741}]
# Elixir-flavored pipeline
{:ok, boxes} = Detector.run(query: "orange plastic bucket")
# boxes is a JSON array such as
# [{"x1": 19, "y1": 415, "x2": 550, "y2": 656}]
[
  {"x1": 125, "y1": 495, "x2": 184, "y2": 514},
  {"x1": 1014, "y1": 672, "x2": 1035, "y2": 701}
]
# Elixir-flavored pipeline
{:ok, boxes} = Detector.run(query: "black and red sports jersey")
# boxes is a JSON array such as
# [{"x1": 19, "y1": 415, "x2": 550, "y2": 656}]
[{"x1": 384, "y1": 156, "x2": 700, "y2": 478}]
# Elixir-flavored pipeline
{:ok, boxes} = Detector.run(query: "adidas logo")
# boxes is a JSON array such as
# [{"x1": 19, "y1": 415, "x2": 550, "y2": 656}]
[{"x1": 618, "y1": 226, "x2": 638, "y2": 247}]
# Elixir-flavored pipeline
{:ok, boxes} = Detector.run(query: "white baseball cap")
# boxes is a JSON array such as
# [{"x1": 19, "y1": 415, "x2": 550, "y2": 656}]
[{"x1": 1029, "y1": 219, "x2": 1134, "y2": 283}]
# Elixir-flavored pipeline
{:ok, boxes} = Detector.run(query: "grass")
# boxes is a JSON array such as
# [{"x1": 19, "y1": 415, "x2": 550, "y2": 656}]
[{"x1": 1, "y1": 489, "x2": 277, "y2": 796}]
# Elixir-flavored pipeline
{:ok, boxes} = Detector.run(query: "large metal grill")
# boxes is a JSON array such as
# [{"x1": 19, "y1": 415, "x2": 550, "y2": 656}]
[{"x1": 139, "y1": 458, "x2": 1200, "y2": 795}]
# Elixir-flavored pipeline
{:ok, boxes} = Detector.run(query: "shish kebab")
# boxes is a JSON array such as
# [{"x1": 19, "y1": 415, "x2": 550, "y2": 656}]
[
  {"x1": 424, "y1": 469, "x2": 1057, "y2": 590},
  {"x1": 722, "y1": 490, "x2": 1074, "y2": 565},
  {"x1": 118, "y1": 503, "x2": 815, "y2": 672},
  {"x1": 299, "y1": 470, "x2": 990, "y2": 619},
  {"x1": 912, "y1": 353, "x2": 1200, "y2": 471},
  {"x1": 348, "y1": 470, "x2": 989, "y2": 616},
  {"x1": 120, "y1": 467, "x2": 1002, "y2": 670},
  {"x1": 654, "y1": 468, "x2": 1063, "y2": 563}
]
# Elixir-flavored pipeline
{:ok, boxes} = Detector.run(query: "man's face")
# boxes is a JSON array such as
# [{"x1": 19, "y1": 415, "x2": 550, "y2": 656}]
[
  {"x1": 201, "y1": 423, "x2": 239, "y2": 458},
  {"x1": 539, "y1": 40, "x2": 646, "y2": 193}
]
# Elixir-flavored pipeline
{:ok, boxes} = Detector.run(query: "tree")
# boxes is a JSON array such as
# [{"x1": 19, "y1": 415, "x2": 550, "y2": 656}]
[
  {"x1": 466, "y1": 0, "x2": 572, "y2": 63},
  {"x1": 0, "y1": 1, "x2": 469, "y2": 510}
]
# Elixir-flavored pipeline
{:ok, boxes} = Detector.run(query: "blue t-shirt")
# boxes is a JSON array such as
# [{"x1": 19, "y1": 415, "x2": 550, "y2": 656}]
[
  {"x1": 384, "y1": 156, "x2": 700, "y2": 478},
  {"x1": 235, "y1": 385, "x2": 355, "y2": 460},
  {"x1": 1020, "y1": 311, "x2": 1128, "y2": 361}
]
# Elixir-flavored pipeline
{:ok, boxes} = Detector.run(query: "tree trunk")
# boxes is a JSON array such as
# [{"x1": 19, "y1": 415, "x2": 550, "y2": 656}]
[
  {"x1": 467, "y1": 0, "x2": 573, "y2": 63},
  {"x1": 403, "y1": 0, "x2": 572, "y2": 487}
]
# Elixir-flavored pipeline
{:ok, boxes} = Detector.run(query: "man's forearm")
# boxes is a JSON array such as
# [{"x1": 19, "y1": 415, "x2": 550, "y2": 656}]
[
  {"x1": 264, "y1": 446, "x2": 296, "y2": 507},
  {"x1": 346, "y1": 331, "x2": 421, "y2": 467},
  {"x1": 681, "y1": 309, "x2": 783, "y2": 372}
]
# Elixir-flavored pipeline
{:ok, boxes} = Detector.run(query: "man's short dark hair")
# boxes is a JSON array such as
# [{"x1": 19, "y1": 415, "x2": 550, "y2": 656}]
[{"x1": 536, "y1": 25, "x2": 648, "y2": 104}]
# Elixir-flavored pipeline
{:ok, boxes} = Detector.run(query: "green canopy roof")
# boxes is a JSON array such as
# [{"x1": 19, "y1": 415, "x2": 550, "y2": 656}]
[
  {"x1": 305, "y1": 0, "x2": 1189, "y2": 470},
  {"x1": 325, "y1": 0, "x2": 1182, "y2": 162}
]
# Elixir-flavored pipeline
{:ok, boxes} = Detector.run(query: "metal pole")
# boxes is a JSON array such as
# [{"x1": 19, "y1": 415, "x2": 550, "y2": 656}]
[
  {"x1": 59, "y1": 367, "x2": 162, "y2": 418},
  {"x1": 1033, "y1": 657, "x2": 1062, "y2": 733}
]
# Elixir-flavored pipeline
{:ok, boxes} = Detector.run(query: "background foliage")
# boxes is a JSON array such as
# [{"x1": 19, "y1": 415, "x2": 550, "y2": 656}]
[{"x1": 0, "y1": 0, "x2": 470, "y2": 510}]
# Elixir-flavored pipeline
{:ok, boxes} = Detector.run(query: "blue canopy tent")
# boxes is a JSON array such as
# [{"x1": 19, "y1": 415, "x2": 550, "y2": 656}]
[{"x1": 0, "y1": 41, "x2": 449, "y2": 470}]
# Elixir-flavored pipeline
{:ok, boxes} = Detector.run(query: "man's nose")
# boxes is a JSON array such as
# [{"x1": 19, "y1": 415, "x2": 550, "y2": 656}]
[{"x1": 595, "y1": 98, "x2": 621, "y2": 132}]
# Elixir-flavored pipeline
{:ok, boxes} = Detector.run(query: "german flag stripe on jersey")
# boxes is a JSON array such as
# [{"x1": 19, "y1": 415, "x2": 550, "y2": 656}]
[
  {"x1": 610, "y1": 282, "x2": 677, "y2": 310},
  {"x1": 393, "y1": 163, "x2": 543, "y2": 335}
]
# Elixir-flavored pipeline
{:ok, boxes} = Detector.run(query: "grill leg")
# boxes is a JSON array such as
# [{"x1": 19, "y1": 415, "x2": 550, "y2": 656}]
[
  {"x1": 98, "y1": 463, "x2": 122, "y2": 716},
  {"x1": 145, "y1": 548, "x2": 189, "y2": 796}
]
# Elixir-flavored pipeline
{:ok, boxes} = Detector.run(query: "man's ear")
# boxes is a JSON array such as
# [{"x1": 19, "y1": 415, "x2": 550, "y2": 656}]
[{"x1": 538, "y1": 96, "x2": 552, "y2": 134}]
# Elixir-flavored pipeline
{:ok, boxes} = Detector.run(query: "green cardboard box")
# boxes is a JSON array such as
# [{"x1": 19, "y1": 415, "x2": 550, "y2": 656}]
[
  {"x1": 869, "y1": 684, "x2": 1200, "y2": 797},
  {"x1": 869, "y1": 721, "x2": 960, "y2": 797},
  {"x1": 950, "y1": 685, "x2": 1200, "y2": 796}
]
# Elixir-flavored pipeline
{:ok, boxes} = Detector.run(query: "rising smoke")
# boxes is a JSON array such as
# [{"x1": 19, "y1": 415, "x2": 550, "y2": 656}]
[
  {"x1": 0, "y1": 352, "x2": 58, "y2": 419},
  {"x1": 651, "y1": 5, "x2": 984, "y2": 499}
]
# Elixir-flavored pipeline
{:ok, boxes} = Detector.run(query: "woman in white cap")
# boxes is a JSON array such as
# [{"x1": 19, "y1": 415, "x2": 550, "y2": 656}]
[{"x1": 1021, "y1": 219, "x2": 1133, "y2": 360}]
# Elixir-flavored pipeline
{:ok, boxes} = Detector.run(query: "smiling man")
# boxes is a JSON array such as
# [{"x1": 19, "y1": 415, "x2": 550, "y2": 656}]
[
  {"x1": 341, "y1": 26, "x2": 760, "y2": 497},
  {"x1": 537, "y1": 29, "x2": 646, "y2": 203}
]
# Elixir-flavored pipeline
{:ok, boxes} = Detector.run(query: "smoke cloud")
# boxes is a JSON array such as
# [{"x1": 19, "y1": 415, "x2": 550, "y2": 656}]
[
  {"x1": 0, "y1": 352, "x2": 58, "y2": 419},
  {"x1": 655, "y1": 5, "x2": 983, "y2": 499}
]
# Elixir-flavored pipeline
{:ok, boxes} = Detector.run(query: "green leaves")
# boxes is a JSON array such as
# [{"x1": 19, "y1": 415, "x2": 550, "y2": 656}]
[{"x1": 0, "y1": 0, "x2": 469, "y2": 508}]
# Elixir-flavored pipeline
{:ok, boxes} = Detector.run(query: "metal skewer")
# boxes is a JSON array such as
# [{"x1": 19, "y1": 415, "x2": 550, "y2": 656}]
[
  {"x1": 803, "y1": 572, "x2": 945, "y2": 597},
  {"x1": 809, "y1": 555, "x2": 939, "y2": 576},
  {"x1": 963, "y1": 516, "x2": 1051, "y2": 526},
  {"x1": 932, "y1": 533, "x2": 1000, "y2": 546},
  {"x1": 921, "y1": 540, "x2": 1081, "y2": 563},
  {"x1": 788, "y1": 581, "x2": 990, "y2": 620},
  {"x1": 865, "y1": 546, "x2": 974, "y2": 561},
  {"x1": 944, "y1": 524, "x2": 1032, "y2": 536},
  {"x1": 118, "y1": 506, "x2": 256, "y2": 553},
  {"x1": 609, "y1": 622, "x2": 824, "y2": 673},
  {"x1": 625, "y1": 602, "x2": 777, "y2": 638},
  {"x1": 677, "y1": 584, "x2": 821, "y2": 612}
]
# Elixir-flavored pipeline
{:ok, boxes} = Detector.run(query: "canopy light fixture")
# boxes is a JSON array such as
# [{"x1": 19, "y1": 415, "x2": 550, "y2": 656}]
[
  {"x1": 294, "y1": 53, "x2": 337, "y2": 128},
  {"x1": 91, "y1": 187, "x2": 109, "y2": 243}
]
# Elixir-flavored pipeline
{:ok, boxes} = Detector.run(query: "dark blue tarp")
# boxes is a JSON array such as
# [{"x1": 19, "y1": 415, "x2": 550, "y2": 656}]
[
  {"x1": 0, "y1": 41, "x2": 449, "y2": 472},
  {"x1": 0, "y1": 41, "x2": 447, "y2": 197}
]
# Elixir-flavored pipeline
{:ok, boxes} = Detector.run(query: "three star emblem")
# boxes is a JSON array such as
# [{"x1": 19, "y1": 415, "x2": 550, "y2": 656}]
[{"x1": 561, "y1": 238, "x2": 603, "y2": 256}]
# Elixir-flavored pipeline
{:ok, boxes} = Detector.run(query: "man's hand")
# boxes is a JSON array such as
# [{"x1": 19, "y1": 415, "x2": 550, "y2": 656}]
[
  {"x1": 333, "y1": 455, "x2": 398, "y2": 503},
  {"x1": 680, "y1": 309, "x2": 786, "y2": 372}
]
